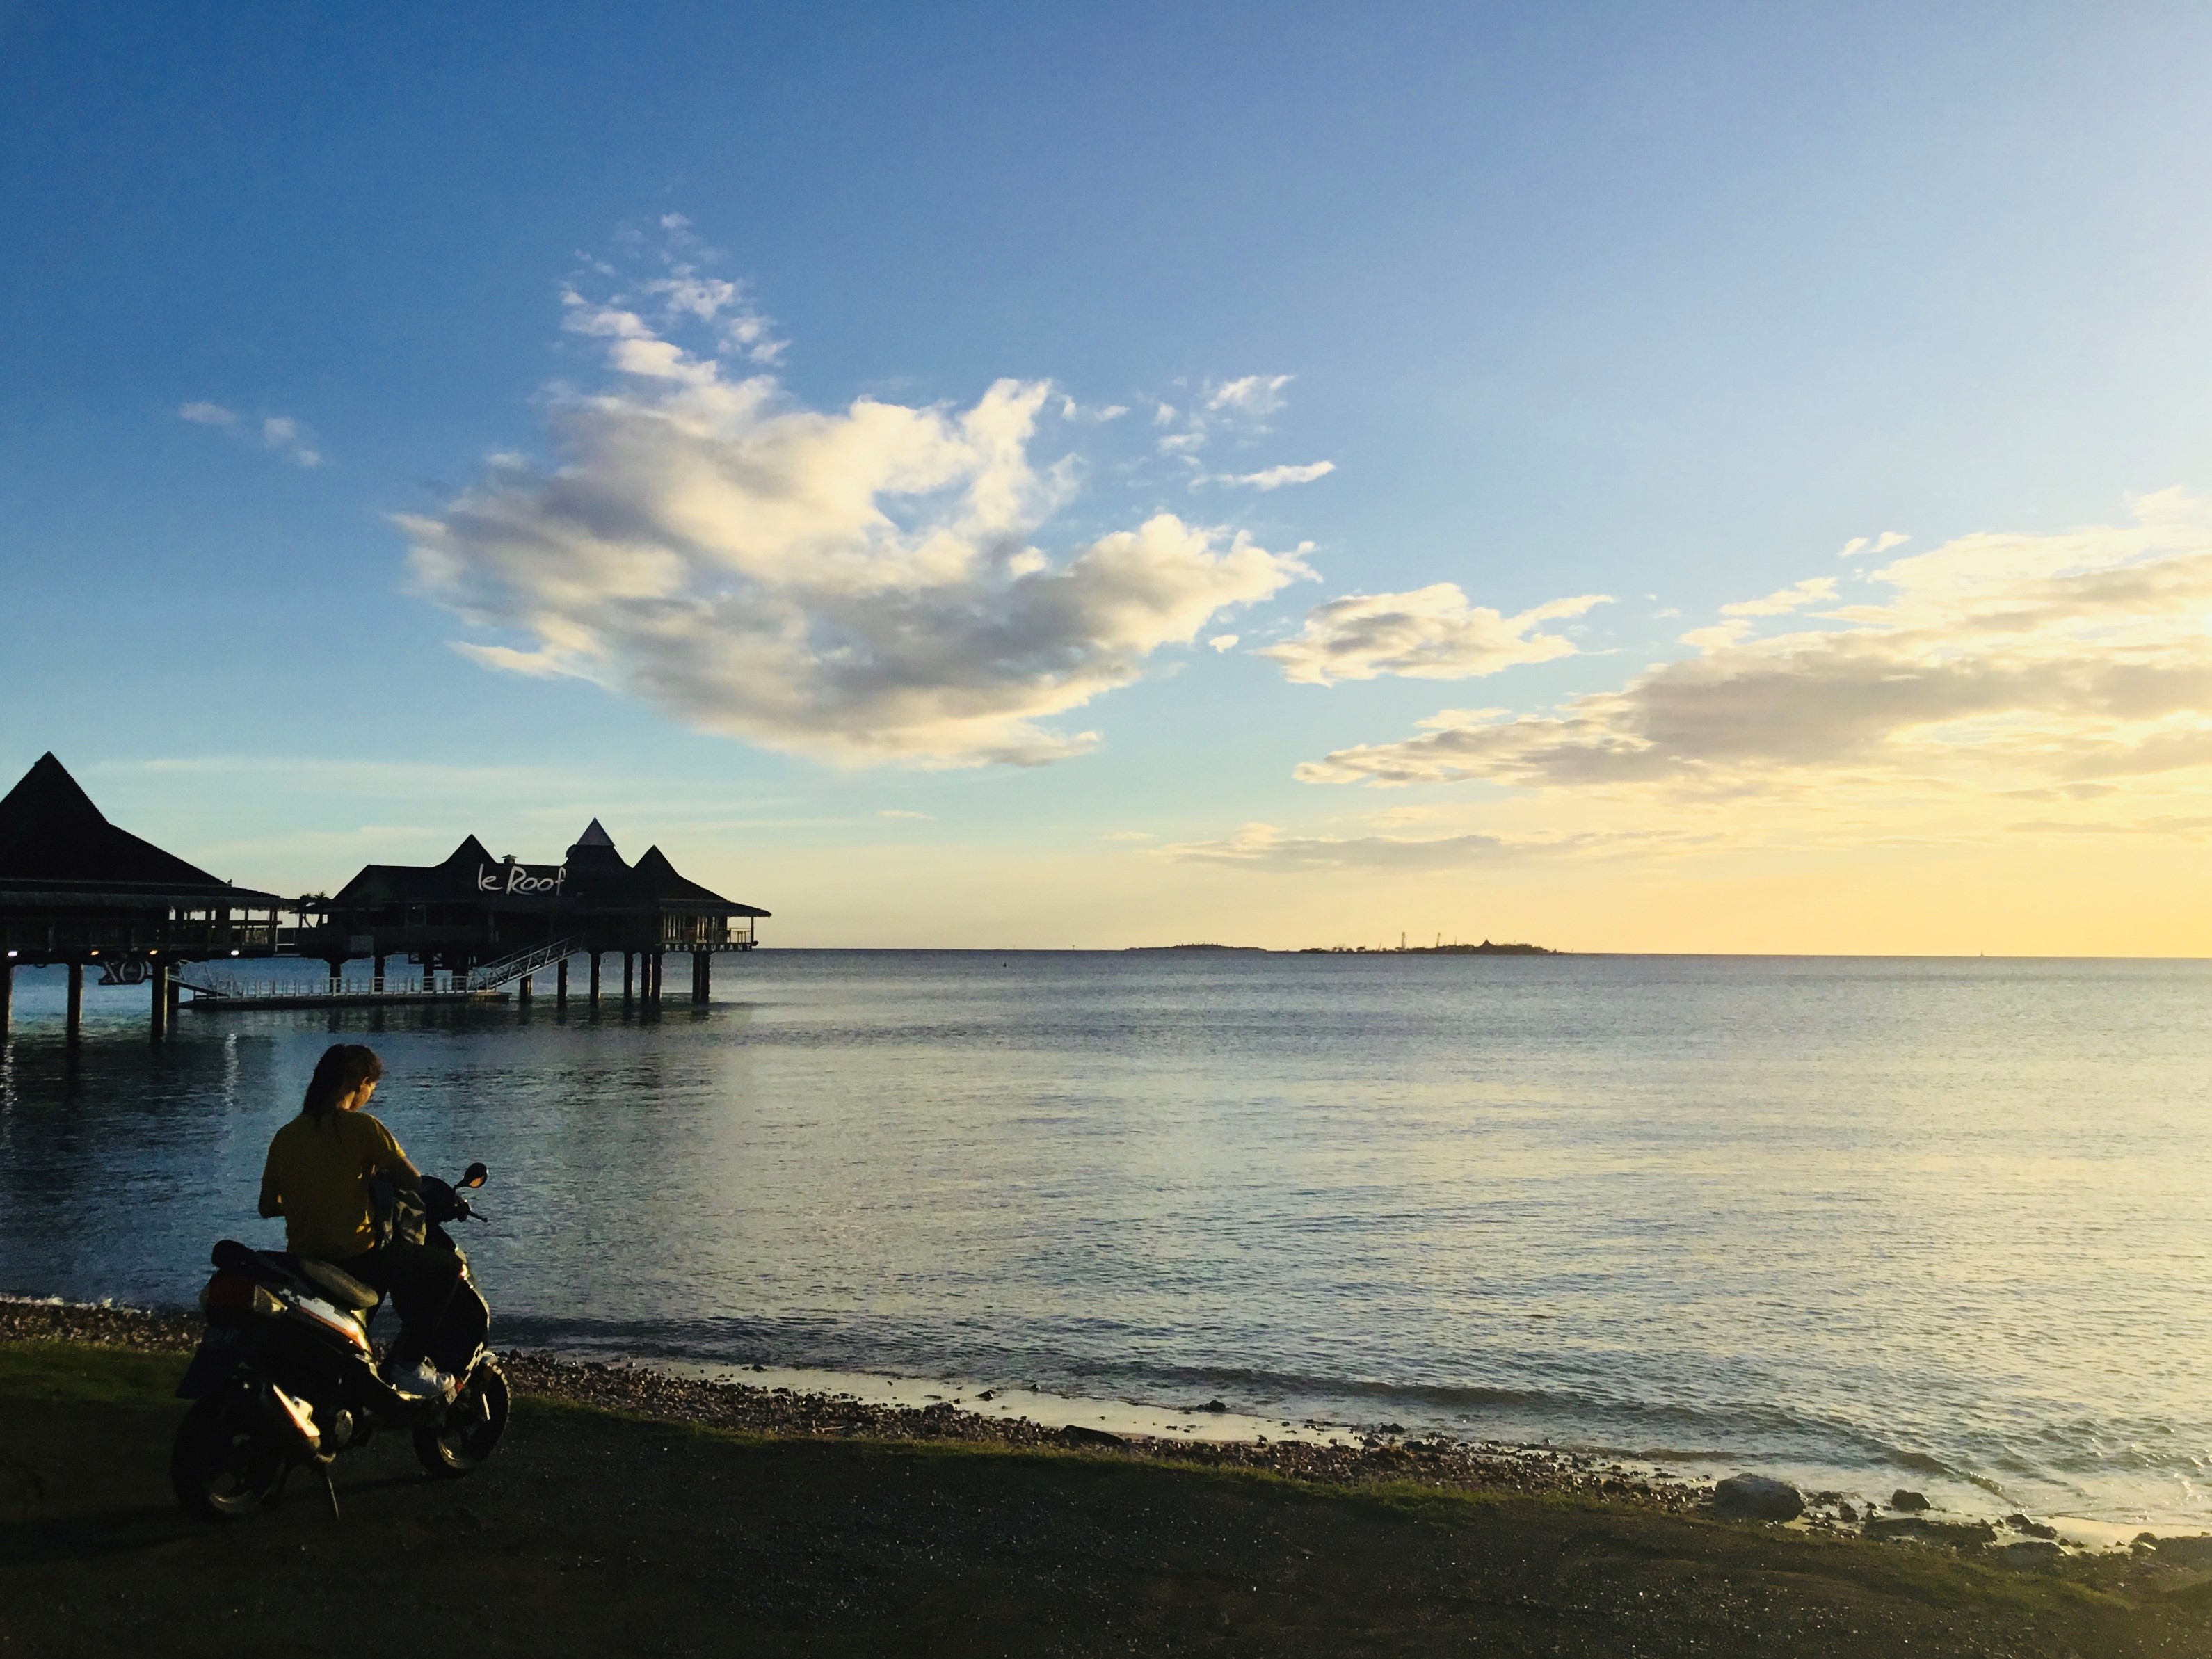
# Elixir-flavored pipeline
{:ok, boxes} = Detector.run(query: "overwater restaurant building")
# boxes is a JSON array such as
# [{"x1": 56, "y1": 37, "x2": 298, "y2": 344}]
[
  {"x1": 301, "y1": 819, "x2": 769, "y2": 1002},
  {"x1": 0, "y1": 753, "x2": 295, "y2": 1034},
  {"x1": 0, "y1": 751, "x2": 771, "y2": 1031}
]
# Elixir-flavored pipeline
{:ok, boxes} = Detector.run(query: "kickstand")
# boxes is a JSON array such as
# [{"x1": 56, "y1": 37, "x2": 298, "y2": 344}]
[{"x1": 317, "y1": 1461, "x2": 342, "y2": 1523}]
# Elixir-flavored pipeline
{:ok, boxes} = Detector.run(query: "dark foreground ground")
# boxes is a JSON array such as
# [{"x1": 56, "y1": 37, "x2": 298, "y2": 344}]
[{"x1": 6, "y1": 1340, "x2": 2212, "y2": 1657}]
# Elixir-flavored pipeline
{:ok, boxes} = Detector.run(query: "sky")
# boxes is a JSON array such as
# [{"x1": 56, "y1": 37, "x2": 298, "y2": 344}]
[{"x1": 7, "y1": 1, "x2": 2212, "y2": 952}]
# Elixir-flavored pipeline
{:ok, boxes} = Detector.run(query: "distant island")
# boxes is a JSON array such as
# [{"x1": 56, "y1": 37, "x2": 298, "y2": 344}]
[
  {"x1": 1127, "y1": 940, "x2": 1557, "y2": 955},
  {"x1": 1124, "y1": 943, "x2": 1267, "y2": 952},
  {"x1": 1298, "y1": 940, "x2": 1555, "y2": 955}
]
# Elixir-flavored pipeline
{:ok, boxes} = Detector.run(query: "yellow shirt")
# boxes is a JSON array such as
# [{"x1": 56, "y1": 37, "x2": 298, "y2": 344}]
[{"x1": 259, "y1": 1111, "x2": 410, "y2": 1260}]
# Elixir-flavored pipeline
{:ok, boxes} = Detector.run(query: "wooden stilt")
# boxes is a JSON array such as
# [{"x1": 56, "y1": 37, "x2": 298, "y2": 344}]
[
  {"x1": 588, "y1": 952, "x2": 602, "y2": 1007},
  {"x1": 623, "y1": 952, "x2": 634, "y2": 1007},
  {"x1": 518, "y1": 971, "x2": 532, "y2": 1003},
  {"x1": 65, "y1": 961, "x2": 83, "y2": 1038},
  {"x1": 693, "y1": 949, "x2": 709, "y2": 1004},
  {"x1": 556, "y1": 956, "x2": 568, "y2": 1009},
  {"x1": 150, "y1": 960, "x2": 169, "y2": 1038},
  {"x1": 0, "y1": 959, "x2": 11, "y2": 1037}
]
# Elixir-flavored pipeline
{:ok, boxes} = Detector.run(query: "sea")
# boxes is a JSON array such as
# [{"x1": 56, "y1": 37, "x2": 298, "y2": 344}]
[{"x1": 3, "y1": 949, "x2": 2210, "y2": 1526}]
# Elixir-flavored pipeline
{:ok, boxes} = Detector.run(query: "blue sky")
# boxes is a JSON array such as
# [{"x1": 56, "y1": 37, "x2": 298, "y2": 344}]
[{"x1": 8, "y1": 2, "x2": 2212, "y2": 949}]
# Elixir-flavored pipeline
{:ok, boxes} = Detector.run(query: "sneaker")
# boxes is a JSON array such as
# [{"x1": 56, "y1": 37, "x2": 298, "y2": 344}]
[{"x1": 389, "y1": 1357, "x2": 454, "y2": 1399}]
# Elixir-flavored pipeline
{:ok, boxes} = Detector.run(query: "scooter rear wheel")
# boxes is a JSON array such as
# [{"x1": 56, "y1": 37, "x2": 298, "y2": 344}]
[
  {"x1": 172, "y1": 1390, "x2": 286, "y2": 1523},
  {"x1": 412, "y1": 1358, "x2": 509, "y2": 1477}
]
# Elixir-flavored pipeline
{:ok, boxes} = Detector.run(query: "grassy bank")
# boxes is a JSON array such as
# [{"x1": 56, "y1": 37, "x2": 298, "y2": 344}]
[{"x1": 5, "y1": 1340, "x2": 2210, "y2": 1656}]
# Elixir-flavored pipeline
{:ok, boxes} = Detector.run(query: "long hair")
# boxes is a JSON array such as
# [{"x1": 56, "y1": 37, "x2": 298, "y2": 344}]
[{"x1": 301, "y1": 1043, "x2": 383, "y2": 1125}]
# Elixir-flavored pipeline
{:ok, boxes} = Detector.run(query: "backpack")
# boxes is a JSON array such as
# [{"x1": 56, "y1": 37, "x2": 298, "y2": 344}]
[{"x1": 367, "y1": 1172, "x2": 428, "y2": 1249}]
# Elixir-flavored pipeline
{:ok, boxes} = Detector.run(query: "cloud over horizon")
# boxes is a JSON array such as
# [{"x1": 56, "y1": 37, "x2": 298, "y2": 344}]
[
  {"x1": 1160, "y1": 819, "x2": 1719, "y2": 873},
  {"x1": 404, "y1": 274, "x2": 1310, "y2": 767},
  {"x1": 1260, "y1": 584, "x2": 1611, "y2": 686},
  {"x1": 1297, "y1": 490, "x2": 2212, "y2": 794}
]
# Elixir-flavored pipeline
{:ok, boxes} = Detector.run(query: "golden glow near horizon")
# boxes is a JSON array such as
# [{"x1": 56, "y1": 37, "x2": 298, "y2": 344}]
[{"x1": 726, "y1": 490, "x2": 2212, "y2": 956}]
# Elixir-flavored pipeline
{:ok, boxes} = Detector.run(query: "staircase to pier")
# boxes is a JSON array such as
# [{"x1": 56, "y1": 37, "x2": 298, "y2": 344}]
[{"x1": 461, "y1": 936, "x2": 584, "y2": 991}]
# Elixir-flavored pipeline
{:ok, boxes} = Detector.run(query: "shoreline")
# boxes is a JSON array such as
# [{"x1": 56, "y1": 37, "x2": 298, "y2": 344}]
[
  {"x1": 13, "y1": 1331, "x2": 2209, "y2": 1656},
  {"x1": 5, "y1": 1292, "x2": 2179, "y2": 1560},
  {"x1": 0, "y1": 1294, "x2": 1689, "y2": 1512}
]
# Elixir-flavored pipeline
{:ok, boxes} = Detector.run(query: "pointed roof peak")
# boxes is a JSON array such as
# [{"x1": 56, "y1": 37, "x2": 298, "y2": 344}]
[
  {"x1": 575, "y1": 817, "x2": 616, "y2": 849},
  {"x1": 0, "y1": 751, "x2": 278, "y2": 899},
  {"x1": 439, "y1": 835, "x2": 495, "y2": 867},
  {"x1": 0, "y1": 753, "x2": 111, "y2": 837}
]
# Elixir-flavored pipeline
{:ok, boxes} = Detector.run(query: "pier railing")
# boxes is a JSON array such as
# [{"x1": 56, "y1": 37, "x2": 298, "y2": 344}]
[{"x1": 184, "y1": 975, "x2": 501, "y2": 1002}]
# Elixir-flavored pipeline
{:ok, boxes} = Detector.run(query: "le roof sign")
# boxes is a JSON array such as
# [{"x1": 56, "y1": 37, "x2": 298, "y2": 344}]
[{"x1": 479, "y1": 861, "x2": 567, "y2": 896}]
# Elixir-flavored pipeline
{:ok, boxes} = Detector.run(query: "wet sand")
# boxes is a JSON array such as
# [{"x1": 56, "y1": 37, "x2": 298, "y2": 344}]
[{"x1": 10, "y1": 1303, "x2": 2212, "y2": 1654}]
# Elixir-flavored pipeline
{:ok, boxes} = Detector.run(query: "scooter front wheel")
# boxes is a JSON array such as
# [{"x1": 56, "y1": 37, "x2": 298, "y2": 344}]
[
  {"x1": 172, "y1": 1389, "x2": 286, "y2": 1523},
  {"x1": 413, "y1": 1358, "x2": 509, "y2": 1477}
]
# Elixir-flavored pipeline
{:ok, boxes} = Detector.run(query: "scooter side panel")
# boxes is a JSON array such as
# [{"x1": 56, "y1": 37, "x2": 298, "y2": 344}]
[{"x1": 176, "y1": 1324, "x2": 262, "y2": 1398}]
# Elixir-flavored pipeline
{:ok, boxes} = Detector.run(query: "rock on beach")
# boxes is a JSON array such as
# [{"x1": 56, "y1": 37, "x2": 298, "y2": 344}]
[{"x1": 1711, "y1": 1474, "x2": 1804, "y2": 1521}]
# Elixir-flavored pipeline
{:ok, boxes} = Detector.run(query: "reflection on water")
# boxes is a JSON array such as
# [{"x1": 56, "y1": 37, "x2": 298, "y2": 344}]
[{"x1": 4, "y1": 949, "x2": 2211, "y2": 1521}]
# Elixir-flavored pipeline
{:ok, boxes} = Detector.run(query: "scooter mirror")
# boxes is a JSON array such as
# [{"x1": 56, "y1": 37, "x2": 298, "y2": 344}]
[{"x1": 460, "y1": 1162, "x2": 489, "y2": 1189}]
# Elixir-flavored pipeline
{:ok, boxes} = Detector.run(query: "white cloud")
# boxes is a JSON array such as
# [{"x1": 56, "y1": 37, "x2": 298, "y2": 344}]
[
  {"x1": 1676, "y1": 621, "x2": 1752, "y2": 651},
  {"x1": 178, "y1": 401, "x2": 320, "y2": 465},
  {"x1": 1259, "y1": 584, "x2": 1612, "y2": 687},
  {"x1": 1102, "y1": 829, "x2": 1155, "y2": 842},
  {"x1": 1297, "y1": 489, "x2": 2212, "y2": 792},
  {"x1": 1215, "y1": 460, "x2": 1336, "y2": 491},
  {"x1": 259, "y1": 416, "x2": 321, "y2": 467},
  {"x1": 1208, "y1": 634, "x2": 1239, "y2": 652},
  {"x1": 561, "y1": 221, "x2": 787, "y2": 368},
  {"x1": 1151, "y1": 373, "x2": 1301, "y2": 464},
  {"x1": 1160, "y1": 820, "x2": 1717, "y2": 873},
  {"x1": 1720, "y1": 576, "x2": 1837, "y2": 617},
  {"x1": 406, "y1": 294, "x2": 1310, "y2": 768},
  {"x1": 876, "y1": 809, "x2": 933, "y2": 819},
  {"x1": 1206, "y1": 375, "x2": 1293, "y2": 419},
  {"x1": 1840, "y1": 531, "x2": 1910, "y2": 559}
]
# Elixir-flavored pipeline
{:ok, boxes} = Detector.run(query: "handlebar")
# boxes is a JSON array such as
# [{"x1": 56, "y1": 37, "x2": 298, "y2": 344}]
[{"x1": 419, "y1": 1164, "x2": 490, "y2": 1226}]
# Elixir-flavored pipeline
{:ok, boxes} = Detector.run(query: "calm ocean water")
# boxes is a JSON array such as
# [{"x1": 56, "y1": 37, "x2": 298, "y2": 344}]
[{"x1": 4, "y1": 949, "x2": 2210, "y2": 1522}]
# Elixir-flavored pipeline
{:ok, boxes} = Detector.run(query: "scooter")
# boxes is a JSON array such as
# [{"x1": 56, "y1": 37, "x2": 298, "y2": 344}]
[{"x1": 170, "y1": 1162, "x2": 507, "y2": 1523}]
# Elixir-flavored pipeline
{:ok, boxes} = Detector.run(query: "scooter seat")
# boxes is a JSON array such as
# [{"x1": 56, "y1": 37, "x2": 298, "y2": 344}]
[
  {"x1": 209, "y1": 1239, "x2": 380, "y2": 1310},
  {"x1": 296, "y1": 1258, "x2": 380, "y2": 1310}
]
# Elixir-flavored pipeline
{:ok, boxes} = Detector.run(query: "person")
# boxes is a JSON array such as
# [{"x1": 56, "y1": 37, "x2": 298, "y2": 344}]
[{"x1": 258, "y1": 1043, "x2": 464, "y2": 1397}]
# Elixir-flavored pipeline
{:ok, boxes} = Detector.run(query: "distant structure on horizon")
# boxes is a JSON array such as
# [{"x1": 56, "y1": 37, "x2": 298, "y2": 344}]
[
  {"x1": 1125, "y1": 938, "x2": 1556, "y2": 956},
  {"x1": 1297, "y1": 940, "x2": 1554, "y2": 955}
]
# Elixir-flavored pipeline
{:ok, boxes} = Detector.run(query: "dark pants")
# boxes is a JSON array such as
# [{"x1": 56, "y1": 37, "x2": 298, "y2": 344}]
[{"x1": 344, "y1": 1240, "x2": 468, "y2": 1374}]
